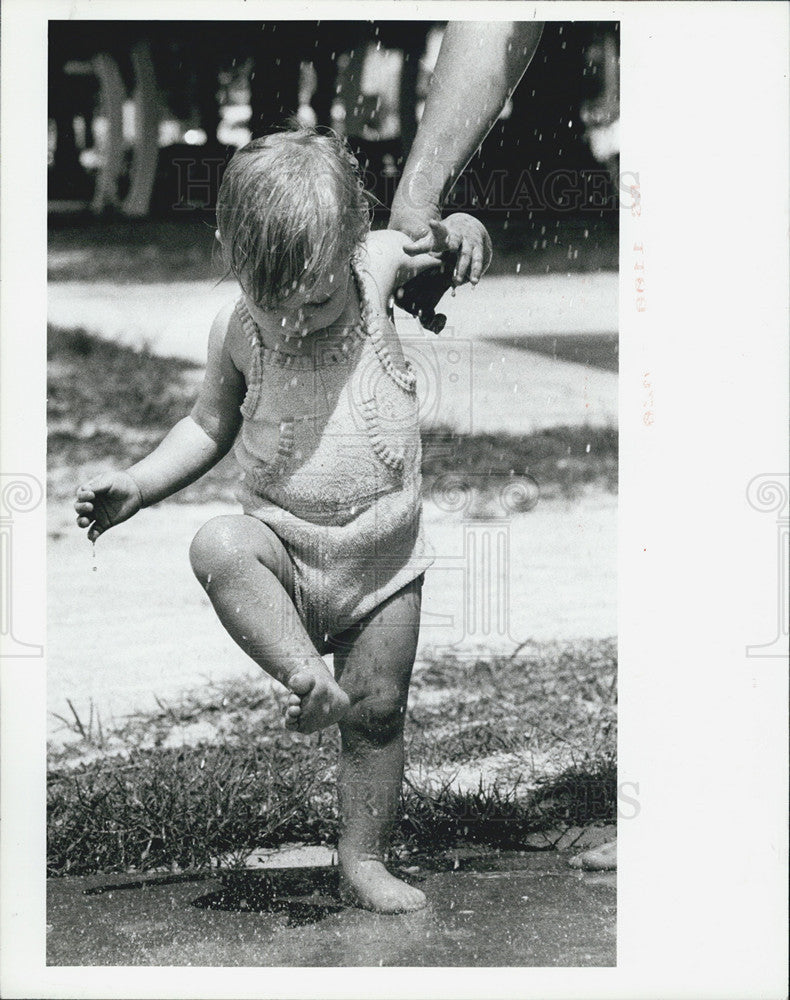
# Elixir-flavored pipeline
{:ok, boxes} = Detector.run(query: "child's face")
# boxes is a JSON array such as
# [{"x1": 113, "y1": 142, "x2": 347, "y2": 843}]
[
  {"x1": 228, "y1": 236, "x2": 353, "y2": 337},
  {"x1": 272, "y1": 254, "x2": 353, "y2": 335}
]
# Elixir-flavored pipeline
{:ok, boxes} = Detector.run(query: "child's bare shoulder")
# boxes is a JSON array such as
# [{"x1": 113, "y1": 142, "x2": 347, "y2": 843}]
[
  {"x1": 363, "y1": 229, "x2": 408, "y2": 283},
  {"x1": 211, "y1": 298, "x2": 237, "y2": 336},
  {"x1": 365, "y1": 227, "x2": 409, "y2": 257},
  {"x1": 208, "y1": 299, "x2": 247, "y2": 368}
]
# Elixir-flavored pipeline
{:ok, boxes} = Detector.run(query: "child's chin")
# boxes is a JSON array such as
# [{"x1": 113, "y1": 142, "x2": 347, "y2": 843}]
[
  {"x1": 299, "y1": 306, "x2": 345, "y2": 333},
  {"x1": 293, "y1": 318, "x2": 325, "y2": 336}
]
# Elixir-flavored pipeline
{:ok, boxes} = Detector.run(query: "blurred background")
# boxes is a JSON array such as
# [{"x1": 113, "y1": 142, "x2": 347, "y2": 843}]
[{"x1": 48, "y1": 20, "x2": 619, "y2": 271}]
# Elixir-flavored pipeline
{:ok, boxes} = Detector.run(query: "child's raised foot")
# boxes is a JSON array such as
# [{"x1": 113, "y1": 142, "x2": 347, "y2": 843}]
[
  {"x1": 339, "y1": 858, "x2": 427, "y2": 913},
  {"x1": 284, "y1": 669, "x2": 350, "y2": 734}
]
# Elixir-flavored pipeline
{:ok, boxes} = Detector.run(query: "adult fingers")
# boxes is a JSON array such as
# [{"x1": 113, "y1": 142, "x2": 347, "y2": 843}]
[
  {"x1": 430, "y1": 219, "x2": 457, "y2": 252},
  {"x1": 442, "y1": 227, "x2": 462, "y2": 254},
  {"x1": 455, "y1": 239, "x2": 472, "y2": 285},
  {"x1": 76, "y1": 515, "x2": 93, "y2": 528},
  {"x1": 402, "y1": 233, "x2": 435, "y2": 256},
  {"x1": 470, "y1": 243, "x2": 485, "y2": 285}
]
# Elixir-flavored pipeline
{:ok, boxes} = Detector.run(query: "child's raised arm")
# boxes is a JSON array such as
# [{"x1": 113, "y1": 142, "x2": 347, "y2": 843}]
[{"x1": 74, "y1": 305, "x2": 245, "y2": 541}]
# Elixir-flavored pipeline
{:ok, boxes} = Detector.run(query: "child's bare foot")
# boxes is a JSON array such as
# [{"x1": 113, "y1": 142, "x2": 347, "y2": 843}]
[
  {"x1": 339, "y1": 857, "x2": 427, "y2": 913},
  {"x1": 284, "y1": 668, "x2": 350, "y2": 734}
]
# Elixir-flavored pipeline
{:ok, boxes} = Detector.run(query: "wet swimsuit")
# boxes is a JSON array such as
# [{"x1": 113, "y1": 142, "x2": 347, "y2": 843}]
[{"x1": 201, "y1": 257, "x2": 433, "y2": 651}]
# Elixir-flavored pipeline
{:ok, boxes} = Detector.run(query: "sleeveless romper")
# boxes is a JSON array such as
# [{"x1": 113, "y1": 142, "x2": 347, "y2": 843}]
[{"x1": 233, "y1": 260, "x2": 434, "y2": 652}]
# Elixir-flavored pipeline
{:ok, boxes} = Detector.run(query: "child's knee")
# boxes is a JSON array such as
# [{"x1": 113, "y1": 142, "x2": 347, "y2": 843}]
[
  {"x1": 343, "y1": 688, "x2": 407, "y2": 744},
  {"x1": 189, "y1": 515, "x2": 292, "y2": 590},
  {"x1": 189, "y1": 515, "x2": 247, "y2": 584}
]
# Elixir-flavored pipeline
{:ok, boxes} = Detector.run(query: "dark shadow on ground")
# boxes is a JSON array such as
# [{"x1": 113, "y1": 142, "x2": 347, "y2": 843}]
[
  {"x1": 486, "y1": 333, "x2": 619, "y2": 372},
  {"x1": 195, "y1": 867, "x2": 343, "y2": 926}
]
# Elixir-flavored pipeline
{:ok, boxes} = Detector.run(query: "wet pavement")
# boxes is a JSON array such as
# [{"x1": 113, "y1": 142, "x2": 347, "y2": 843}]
[{"x1": 47, "y1": 851, "x2": 615, "y2": 967}]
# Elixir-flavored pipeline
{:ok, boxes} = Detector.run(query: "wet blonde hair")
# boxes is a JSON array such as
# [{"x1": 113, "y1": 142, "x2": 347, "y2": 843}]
[{"x1": 216, "y1": 126, "x2": 371, "y2": 308}]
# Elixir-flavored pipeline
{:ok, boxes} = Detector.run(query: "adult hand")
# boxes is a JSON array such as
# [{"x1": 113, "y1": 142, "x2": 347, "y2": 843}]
[{"x1": 403, "y1": 215, "x2": 492, "y2": 286}]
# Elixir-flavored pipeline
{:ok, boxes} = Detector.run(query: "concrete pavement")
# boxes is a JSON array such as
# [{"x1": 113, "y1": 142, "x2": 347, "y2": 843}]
[
  {"x1": 48, "y1": 273, "x2": 618, "y2": 434},
  {"x1": 47, "y1": 849, "x2": 615, "y2": 966}
]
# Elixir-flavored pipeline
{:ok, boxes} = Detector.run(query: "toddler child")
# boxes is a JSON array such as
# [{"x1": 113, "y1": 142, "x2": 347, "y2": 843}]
[{"x1": 74, "y1": 126, "x2": 490, "y2": 913}]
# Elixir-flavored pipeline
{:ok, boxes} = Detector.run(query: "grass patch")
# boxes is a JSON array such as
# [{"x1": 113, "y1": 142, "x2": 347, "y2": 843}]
[
  {"x1": 48, "y1": 639, "x2": 616, "y2": 876},
  {"x1": 47, "y1": 324, "x2": 239, "y2": 504},
  {"x1": 48, "y1": 325, "x2": 198, "y2": 431},
  {"x1": 47, "y1": 324, "x2": 617, "y2": 504},
  {"x1": 48, "y1": 215, "x2": 616, "y2": 284},
  {"x1": 48, "y1": 217, "x2": 222, "y2": 284},
  {"x1": 421, "y1": 426, "x2": 617, "y2": 505},
  {"x1": 48, "y1": 741, "x2": 338, "y2": 876},
  {"x1": 401, "y1": 757, "x2": 617, "y2": 851}
]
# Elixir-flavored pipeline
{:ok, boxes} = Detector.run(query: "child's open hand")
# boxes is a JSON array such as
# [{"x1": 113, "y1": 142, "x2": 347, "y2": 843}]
[
  {"x1": 74, "y1": 472, "x2": 144, "y2": 542},
  {"x1": 402, "y1": 213, "x2": 492, "y2": 287}
]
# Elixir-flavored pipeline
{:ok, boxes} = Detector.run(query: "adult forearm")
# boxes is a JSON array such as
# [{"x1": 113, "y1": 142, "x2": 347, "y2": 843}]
[
  {"x1": 127, "y1": 415, "x2": 231, "y2": 506},
  {"x1": 390, "y1": 21, "x2": 543, "y2": 238}
]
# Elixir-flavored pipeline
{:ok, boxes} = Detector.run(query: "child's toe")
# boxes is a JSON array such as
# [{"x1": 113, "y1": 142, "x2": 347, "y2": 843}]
[{"x1": 288, "y1": 672, "x2": 316, "y2": 697}]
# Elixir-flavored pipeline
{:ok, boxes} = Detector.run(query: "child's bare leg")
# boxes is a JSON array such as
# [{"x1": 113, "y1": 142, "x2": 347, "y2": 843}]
[
  {"x1": 189, "y1": 514, "x2": 349, "y2": 733},
  {"x1": 333, "y1": 576, "x2": 426, "y2": 913}
]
